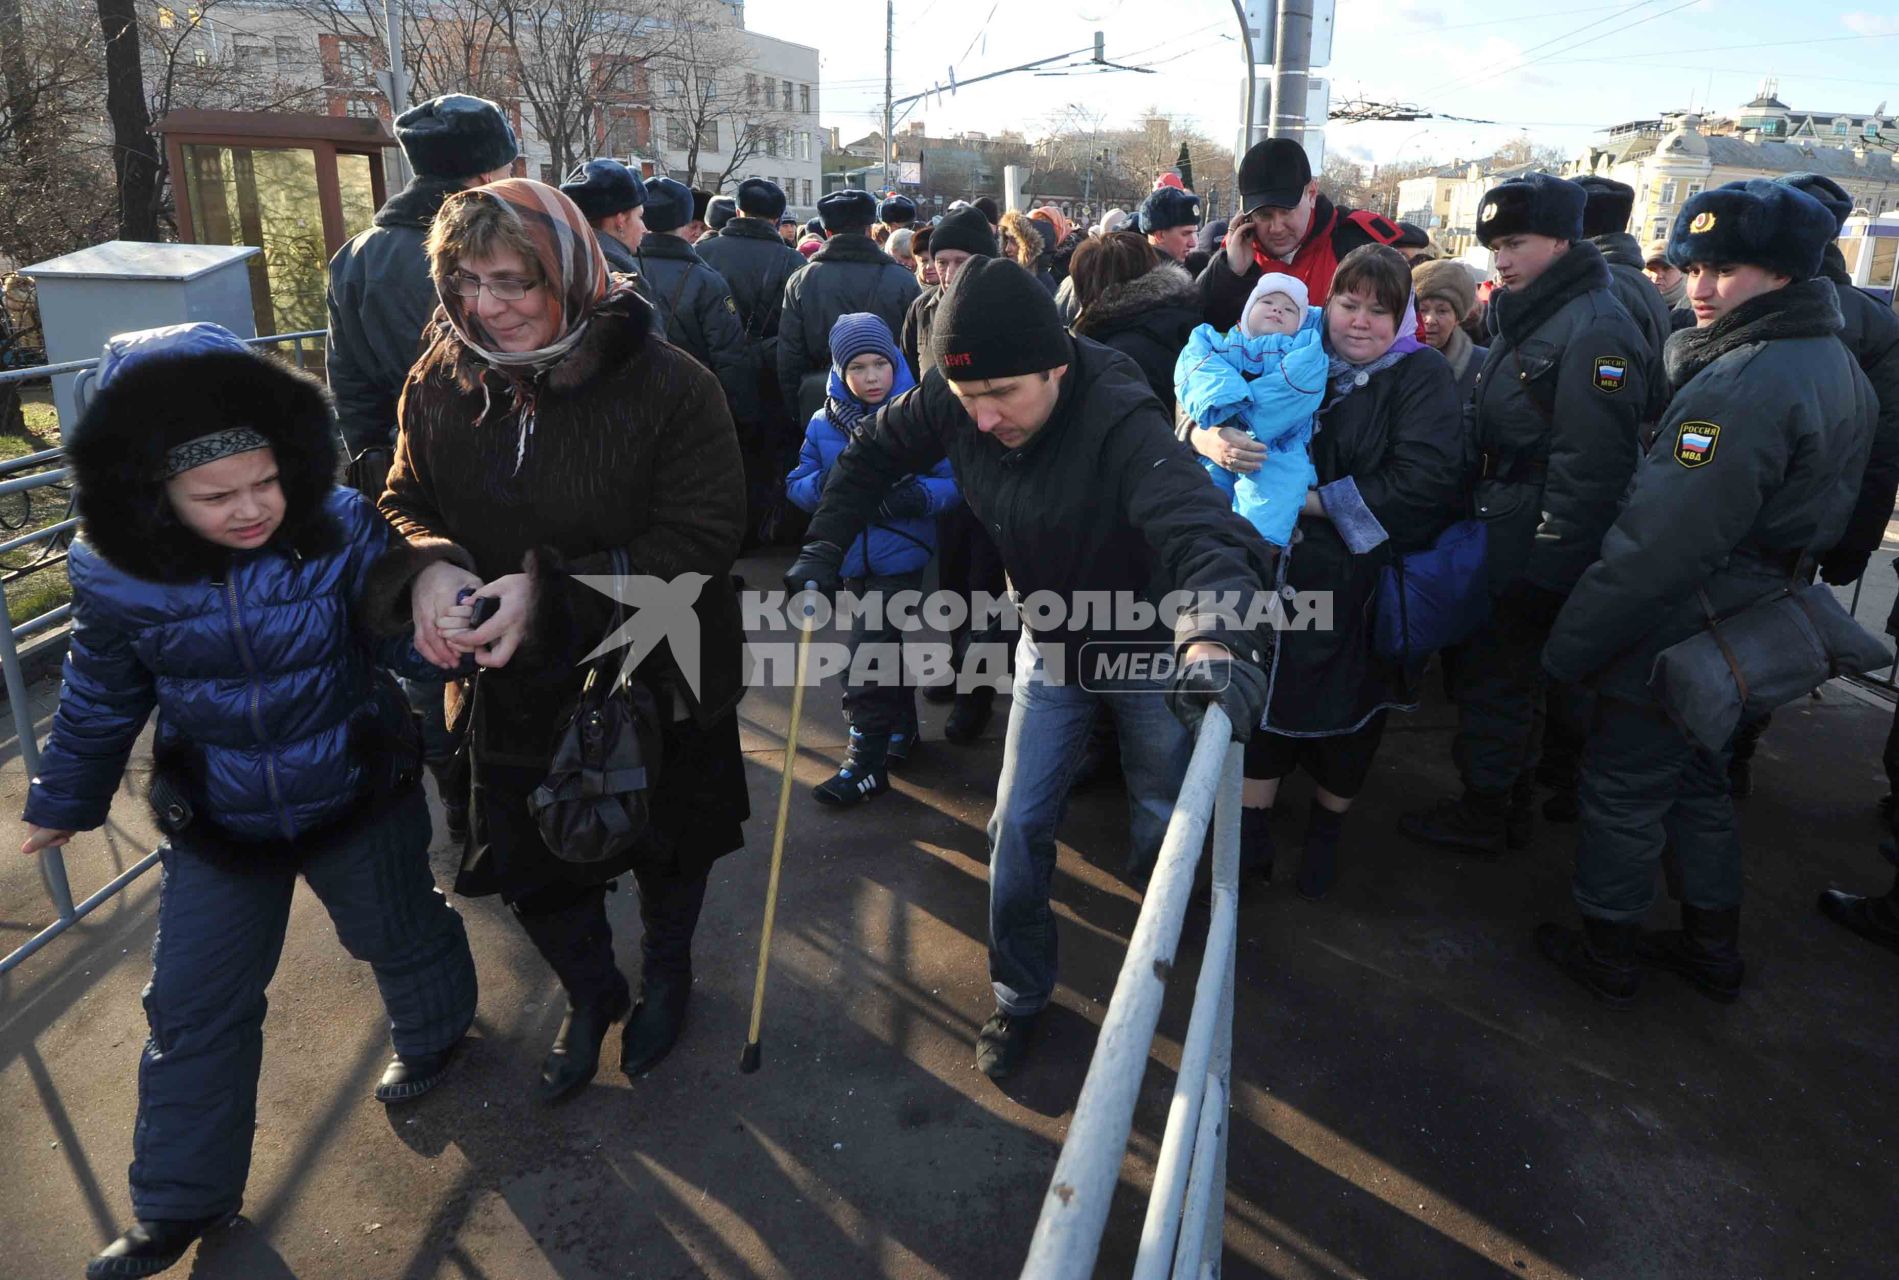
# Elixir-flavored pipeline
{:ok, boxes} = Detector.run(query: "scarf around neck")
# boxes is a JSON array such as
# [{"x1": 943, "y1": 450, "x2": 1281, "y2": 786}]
[
  {"x1": 437, "y1": 178, "x2": 642, "y2": 471},
  {"x1": 1663, "y1": 276, "x2": 1841, "y2": 393},
  {"x1": 1323, "y1": 294, "x2": 1423, "y2": 403}
]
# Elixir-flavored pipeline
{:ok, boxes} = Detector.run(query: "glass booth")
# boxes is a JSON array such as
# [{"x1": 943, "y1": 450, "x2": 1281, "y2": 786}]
[{"x1": 155, "y1": 110, "x2": 394, "y2": 342}]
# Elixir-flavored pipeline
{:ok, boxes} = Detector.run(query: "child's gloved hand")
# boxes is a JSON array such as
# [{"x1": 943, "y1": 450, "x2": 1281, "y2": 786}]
[{"x1": 876, "y1": 480, "x2": 931, "y2": 520}]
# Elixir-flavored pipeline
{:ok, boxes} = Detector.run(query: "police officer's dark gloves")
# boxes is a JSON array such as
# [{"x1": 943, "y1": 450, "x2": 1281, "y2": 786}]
[
  {"x1": 1818, "y1": 547, "x2": 1871, "y2": 587},
  {"x1": 1499, "y1": 580, "x2": 1566, "y2": 632},
  {"x1": 1167, "y1": 650, "x2": 1268, "y2": 743},
  {"x1": 783, "y1": 539, "x2": 845, "y2": 596},
  {"x1": 876, "y1": 480, "x2": 931, "y2": 520}
]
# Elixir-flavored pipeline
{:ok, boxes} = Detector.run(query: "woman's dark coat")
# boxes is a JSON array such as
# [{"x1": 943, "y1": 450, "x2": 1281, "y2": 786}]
[{"x1": 1070, "y1": 262, "x2": 1200, "y2": 414}]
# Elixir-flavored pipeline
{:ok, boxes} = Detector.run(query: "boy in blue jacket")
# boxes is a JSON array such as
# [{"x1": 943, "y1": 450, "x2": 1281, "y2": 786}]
[
  {"x1": 787, "y1": 313, "x2": 959, "y2": 805},
  {"x1": 19, "y1": 325, "x2": 478, "y2": 1279}
]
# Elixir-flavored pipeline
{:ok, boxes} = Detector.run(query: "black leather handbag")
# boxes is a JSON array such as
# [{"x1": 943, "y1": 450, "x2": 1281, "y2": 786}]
[{"x1": 526, "y1": 549, "x2": 670, "y2": 866}]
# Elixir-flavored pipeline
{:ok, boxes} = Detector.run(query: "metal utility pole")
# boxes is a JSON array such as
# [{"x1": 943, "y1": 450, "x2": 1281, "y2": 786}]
[
  {"x1": 882, "y1": 0, "x2": 894, "y2": 193},
  {"x1": 377, "y1": 0, "x2": 412, "y2": 187},
  {"x1": 1269, "y1": 0, "x2": 1312, "y2": 144}
]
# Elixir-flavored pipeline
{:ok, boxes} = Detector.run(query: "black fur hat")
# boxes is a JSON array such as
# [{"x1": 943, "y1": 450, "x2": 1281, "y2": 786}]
[
  {"x1": 1476, "y1": 172, "x2": 1586, "y2": 247},
  {"x1": 394, "y1": 94, "x2": 518, "y2": 180},
  {"x1": 1665, "y1": 179, "x2": 1838, "y2": 281},
  {"x1": 67, "y1": 326, "x2": 341, "y2": 583},
  {"x1": 1776, "y1": 172, "x2": 1853, "y2": 234},
  {"x1": 818, "y1": 188, "x2": 877, "y2": 232},
  {"x1": 737, "y1": 177, "x2": 787, "y2": 221},
  {"x1": 1575, "y1": 175, "x2": 1635, "y2": 238}
]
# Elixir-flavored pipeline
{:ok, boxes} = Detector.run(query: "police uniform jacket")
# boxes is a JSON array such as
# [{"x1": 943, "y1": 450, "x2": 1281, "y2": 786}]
[
  {"x1": 1820, "y1": 244, "x2": 1899, "y2": 565},
  {"x1": 1593, "y1": 231, "x2": 1673, "y2": 389},
  {"x1": 695, "y1": 217, "x2": 807, "y2": 342},
  {"x1": 1470, "y1": 240, "x2": 1650, "y2": 596},
  {"x1": 777, "y1": 233, "x2": 921, "y2": 415},
  {"x1": 1544, "y1": 277, "x2": 1877, "y2": 703},
  {"x1": 634, "y1": 232, "x2": 750, "y2": 408}
]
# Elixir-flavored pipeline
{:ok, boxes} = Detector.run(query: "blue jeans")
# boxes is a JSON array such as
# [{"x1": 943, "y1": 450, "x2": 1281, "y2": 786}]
[
  {"x1": 987, "y1": 630, "x2": 1193, "y2": 1016},
  {"x1": 131, "y1": 790, "x2": 476, "y2": 1220}
]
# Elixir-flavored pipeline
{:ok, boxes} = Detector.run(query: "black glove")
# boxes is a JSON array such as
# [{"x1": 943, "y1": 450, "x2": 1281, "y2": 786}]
[
  {"x1": 1166, "y1": 650, "x2": 1269, "y2": 744},
  {"x1": 1819, "y1": 547, "x2": 1871, "y2": 587},
  {"x1": 1498, "y1": 580, "x2": 1566, "y2": 633},
  {"x1": 876, "y1": 480, "x2": 931, "y2": 520},
  {"x1": 783, "y1": 539, "x2": 845, "y2": 596}
]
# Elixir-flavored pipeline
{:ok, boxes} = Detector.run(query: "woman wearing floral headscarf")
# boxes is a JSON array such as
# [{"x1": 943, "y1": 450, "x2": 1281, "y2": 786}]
[{"x1": 368, "y1": 179, "x2": 750, "y2": 1103}]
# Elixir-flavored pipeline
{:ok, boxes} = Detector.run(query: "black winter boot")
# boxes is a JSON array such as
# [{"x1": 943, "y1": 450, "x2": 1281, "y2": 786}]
[
  {"x1": 922, "y1": 681, "x2": 957, "y2": 705},
  {"x1": 1240, "y1": 806, "x2": 1276, "y2": 882},
  {"x1": 974, "y1": 1008, "x2": 1039, "y2": 1080},
  {"x1": 1399, "y1": 790, "x2": 1509, "y2": 859},
  {"x1": 621, "y1": 969, "x2": 691, "y2": 1077},
  {"x1": 375, "y1": 1038, "x2": 462, "y2": 1103},
  {"x1": 1297, "y1": 801, "x2": 1345, "y2": 901},
  {"x1": 1536, "y1": 916, "x2": 1643, "y2": 1009},
  {"x1": 1818, "y1": 875, "x2": 1899, "y2": 958},
  {"x1": 1636, "y1": 905, "x2": 1745, "y2": 1002},
  {"x1": 87, "y1": 1214, "x2": 229, "y2": 1278},
  {"x1": 944, "y1": 686, "x2": 996, "y2": 744},
  {"x1": 813, "y1": 731, "x2": 891, "y2": 806},
  {"x1": 514, "y1": 894, "x2": 632, "y2": 1104},
  {"x1": 885, "y1": 723, "x2": 917, "y2": 770}
]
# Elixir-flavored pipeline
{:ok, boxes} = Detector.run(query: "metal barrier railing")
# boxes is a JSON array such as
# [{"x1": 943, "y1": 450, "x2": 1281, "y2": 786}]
[
  {"x1": 0, "y1": 330, "x2": 326, "y2": 976},
  {"x1": 1839, "y1": 565, "x2": 1899, "y2": 695},
  {"x1": 1021, "y1": 707, "x2": 1242, "y2": 1280}
]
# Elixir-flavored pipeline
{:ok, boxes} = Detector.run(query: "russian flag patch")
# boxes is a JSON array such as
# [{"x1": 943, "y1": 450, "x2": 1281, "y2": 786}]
[
  {"x1": 1593, "y1": 356, "x2": 1628, "y2": 394},
  {"x1": 1673, "y1": 420, "x2": 1720, "y2": 468}
]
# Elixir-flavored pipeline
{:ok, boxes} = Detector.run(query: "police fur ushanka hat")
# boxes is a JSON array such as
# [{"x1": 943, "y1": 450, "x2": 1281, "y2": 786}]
[
  {"x1": 67, "y1": 324, "x2": 342, "y2": 583},
  {"x1": 1665, "y1": 179, "x2": 1838, "y2": 281},
  {"x1": 1575, "y1": 175, "x2": 1636, "y2": 238},
  {"x1": 1476, "y1": 172, "x2": 1586, "y2": 247}
]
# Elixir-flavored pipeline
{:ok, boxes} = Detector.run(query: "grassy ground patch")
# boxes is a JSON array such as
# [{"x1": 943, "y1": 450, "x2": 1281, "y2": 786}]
[{"x1": 1, "y1": 408, "x2": 74, "y2": 628}]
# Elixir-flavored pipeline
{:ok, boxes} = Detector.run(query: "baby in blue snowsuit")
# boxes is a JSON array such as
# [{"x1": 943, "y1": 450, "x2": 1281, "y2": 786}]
[{"x1": 1175, "y1": 272, "x2": 1328, "y2": 547}]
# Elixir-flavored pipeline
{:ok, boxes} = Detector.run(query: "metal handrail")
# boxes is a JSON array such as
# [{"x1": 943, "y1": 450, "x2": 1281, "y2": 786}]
[
  {"x1": 0, "y1": 328, "x2": 327, "y2": 976},
  {"x1": 1020, "y1": 708, "x2": 1242, "y2": 1279}
]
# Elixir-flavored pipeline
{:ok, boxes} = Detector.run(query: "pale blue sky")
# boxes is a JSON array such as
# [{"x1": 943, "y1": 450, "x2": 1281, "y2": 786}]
[{"x1": 743, "y1": 0, "x2": 1899, "y2": 168}]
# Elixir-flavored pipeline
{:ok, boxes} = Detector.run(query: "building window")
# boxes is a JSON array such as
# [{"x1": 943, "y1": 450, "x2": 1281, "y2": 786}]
[
  {"x1": 1659, "y1": 179, "x2": 1678, "y2": 205},
  {"x1": 668, "y1": 117, "x2": 690, "y2": 151},
  {"x1": 235, "y1": 39, "x2": 272, "y2": 72},
  {"x1": 746, "y1": 74, "x2": 758, "y2": 104},
  {"x1": 274, "y1": 36, "x2": 302, "y2": 73},
  {"x1": 802, "y1": 178, "x2": 812, "y2": 206},
  {"x1": 158, "y1": 6, "x2": 175, "y2": 28},
  {"x1": 765, "y1": 128, "x2": 779, "y2": 157},
  {"x1": 699, "y1": 119, "x2": 718, "y2": 152},
  {"x1": 764, "y1": 79, "x2": 776, "y2": 109},
  {"x1": 782, "y1": 80, "x2": 793, "y2": 111},
  {"x1": 800, "y1": 84, "x2": 811, "y2": 114},
  {"x1": 336, "y1": 37, "x2": 377, "y2": 86},
  {"x1": 1835, "y1": 120, "x2": 1850, "y2": 136},
  {"x1": 601, "y1": 106, "x2": 649, "y2": 156},
  {"x1": 797, "y1": 130, "x2": 810, "y2": 161},
  {"x1": 1684, "y1": 182, "x2": 1702, "y2": 199},
  {"x1": 194, "y1": 47, "x2": 208, "y2": 67}
]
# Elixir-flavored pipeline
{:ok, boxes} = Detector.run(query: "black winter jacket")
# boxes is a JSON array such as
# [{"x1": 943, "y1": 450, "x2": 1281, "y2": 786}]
[
  {"x1": 1070, "y1": 262, "x2": 1200, "y2": 414},
  {"x1": 1258, "y1": 346, "x2": 1467, "y2": 735},
  {"x1": 806, "y1": 337, "x2": 1277, "y2": 666},
  {"x1": 1546, "y1": 277, "x2": 1877, "y2": 702},
  {"x1": 325, "y1": 176, "x2": 462, "y2": 455},
  {"x1": 901, "y1": 285, "x2": 939, "y2": 380},
  {"x1": 1469, "y1": 241, "x2": 1650, "y2": 596},
  {"x1": 1819, "y1": 245, "x2": 1899, "y2": 564},
  {"x1": 696, "y1": 217, "x2": 807, "y2": 341},
  {"x1": 1593, "y1": 231, "x2": 1673, "y2": 398},
  {"x1": 778, "y1": 233, "x2": 920, "y2": 418},
  {"x1": 634, "y1": 233, "x2": 749, "y2": 405}
]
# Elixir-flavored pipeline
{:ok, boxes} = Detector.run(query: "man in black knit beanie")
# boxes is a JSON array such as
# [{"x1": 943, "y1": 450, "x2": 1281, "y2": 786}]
[{"x1": 787, "y1": 256, "x2": 1274, "y2": 1082}]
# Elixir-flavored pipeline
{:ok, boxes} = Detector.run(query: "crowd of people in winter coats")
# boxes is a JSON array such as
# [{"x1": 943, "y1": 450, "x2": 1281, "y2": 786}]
[{"x1": 18, "y1": 88, "x2": 1899, "y2": 1278}]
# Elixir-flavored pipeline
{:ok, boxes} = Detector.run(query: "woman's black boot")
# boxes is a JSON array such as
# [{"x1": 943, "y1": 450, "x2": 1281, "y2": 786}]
[{"x1": 514, "y1": 890, "x2": 632, "y2": 1103}]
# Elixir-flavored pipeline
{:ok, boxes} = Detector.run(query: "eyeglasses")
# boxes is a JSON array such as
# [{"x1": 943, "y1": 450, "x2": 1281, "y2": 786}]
[{"x1": 447, "y1": 273, "x2": 539, "y2": 302}]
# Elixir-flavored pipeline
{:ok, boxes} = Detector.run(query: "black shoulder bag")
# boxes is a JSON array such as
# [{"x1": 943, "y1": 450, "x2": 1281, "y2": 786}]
[{"x1": 527, "y1": 548, "x2": 671, "y2": 866}]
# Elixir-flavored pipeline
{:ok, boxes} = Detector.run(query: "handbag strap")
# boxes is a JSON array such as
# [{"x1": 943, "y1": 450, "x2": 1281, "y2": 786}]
[{"x1": 1695, "y1": 586, "x2": 1751, "y2": 704}]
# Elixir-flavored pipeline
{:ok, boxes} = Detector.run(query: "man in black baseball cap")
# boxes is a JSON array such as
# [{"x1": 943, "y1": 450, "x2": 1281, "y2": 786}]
[
  {"x1": 1199, "y1": 137, "x2": 1402, "y2": 328},
  {"x1": 786, "y1": 257, "x2": 1273, "y2": 1082}
]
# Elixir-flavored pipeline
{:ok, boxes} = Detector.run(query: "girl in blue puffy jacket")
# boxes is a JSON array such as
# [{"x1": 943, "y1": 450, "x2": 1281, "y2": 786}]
[
  {"x1": 18, "y1": 324, "x2": 478, "y2": 1279},
  {"x1": 787, "y1": 312, "x2": 959, "y2": 806}
]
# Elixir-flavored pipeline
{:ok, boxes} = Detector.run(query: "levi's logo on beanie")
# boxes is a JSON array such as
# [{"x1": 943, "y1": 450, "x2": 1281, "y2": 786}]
[{"x1": 930, "y1": 258, "x2": 1069, "y2": 383}]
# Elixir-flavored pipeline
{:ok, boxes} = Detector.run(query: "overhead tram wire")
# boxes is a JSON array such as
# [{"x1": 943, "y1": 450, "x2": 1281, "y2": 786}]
[
  {"x1": 1421, "y1": 0, "x2": 1672, "y2": 97},
  {"x1": 1423, "y1": 0, "x2": 1704, "y2": 105}
]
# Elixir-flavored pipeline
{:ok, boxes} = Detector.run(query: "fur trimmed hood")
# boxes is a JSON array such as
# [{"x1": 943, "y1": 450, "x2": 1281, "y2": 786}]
[
  {"x1": 67, "y1": 348, "x2": 342, "y2": 583},
  {"x1": 1072, "y1": 262, "x2": 1198, "y2": 337}
]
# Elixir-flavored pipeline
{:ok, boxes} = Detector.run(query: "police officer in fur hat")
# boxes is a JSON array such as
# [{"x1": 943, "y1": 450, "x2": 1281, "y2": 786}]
[
  {"x1": 634, "y1": 176, "x2": 750, "y2": 411},
  {"x1": 1401, "y1": 172, "x2": 1651, "y2": 858},
  {"x1": 1138, "y1": 186, "x2": 1202, "y2": 264},
  {"x1": 778, "y1": 188, "x2": 919, "y2": 422},
  {"x1": 1538, "y1": 179, "x2": 1876, "y2": 1007},
  {"x1": 559, "y1": 158, "x2": 647, "y2": 274},
  {"x1": 879, "y1": 194, "x2": 918, "y2": 231},
  {"x1": 1719, "y1": 174, "x2": 1899, "y2": 798},
  {"x1": 1574, "y1": 175, "x2": 1672, "y2": 377}
]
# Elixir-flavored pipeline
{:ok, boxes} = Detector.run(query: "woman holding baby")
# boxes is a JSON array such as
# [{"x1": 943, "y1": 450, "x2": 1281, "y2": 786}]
[{"x1": 1182, "y1": 243, "x2": 1467, "y2": 900}]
